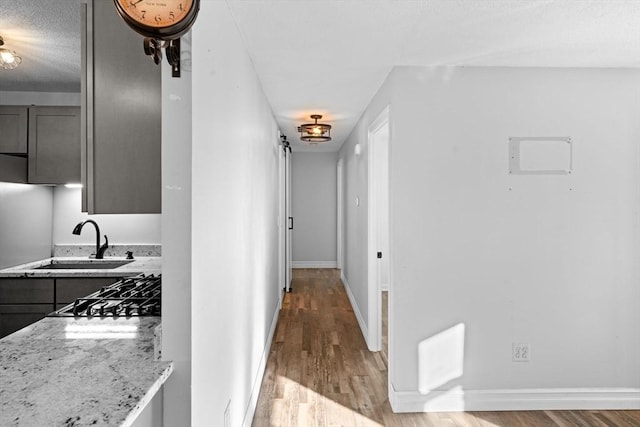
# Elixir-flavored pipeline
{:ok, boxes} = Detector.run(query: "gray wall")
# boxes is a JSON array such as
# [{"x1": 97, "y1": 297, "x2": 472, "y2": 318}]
[
  {"x1": 291, "y1": 152, "x2": 337, "y2": 267},
  {"x1": 52, "y1": 186, "x2": 161, "y2": 245},
  {"x1": 0, "y1": 183, "x2": 53, "y2": 269},
  {"x1": 339, "y1": 66, "x2": 640, "y2": 411}
]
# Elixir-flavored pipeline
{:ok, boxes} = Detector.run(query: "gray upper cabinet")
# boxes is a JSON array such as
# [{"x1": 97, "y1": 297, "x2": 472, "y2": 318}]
[
  {"x1": 81, "y1": 0, "x2": 161, "y2": 214},
  {"x1": 28, "y1": 106, "x2": 81, "y2": 184},
  {"x1": 0, "y1": 106, "x2": 28, "y2": 154}
]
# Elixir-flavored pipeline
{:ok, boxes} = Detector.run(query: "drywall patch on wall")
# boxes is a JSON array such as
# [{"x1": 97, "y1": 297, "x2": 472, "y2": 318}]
[{"x1": 509, "y1": 136, "x2": 572, "y2": 175}]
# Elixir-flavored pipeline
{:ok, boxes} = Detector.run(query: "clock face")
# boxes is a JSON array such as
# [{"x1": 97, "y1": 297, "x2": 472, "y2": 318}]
[{"x1": 114, "y1": 0, "x2": 199, "y2": 39}]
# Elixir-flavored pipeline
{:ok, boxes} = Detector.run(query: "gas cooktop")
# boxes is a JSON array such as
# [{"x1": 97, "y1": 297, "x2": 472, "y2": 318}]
[{"x1": 49, "y1": 274, "x2": 161, "y2": 317}]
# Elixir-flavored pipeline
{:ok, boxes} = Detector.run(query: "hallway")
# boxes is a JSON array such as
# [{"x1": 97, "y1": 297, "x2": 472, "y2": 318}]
[{"x1": 252, "y1": 269, "x2": 640, "y2": 427}]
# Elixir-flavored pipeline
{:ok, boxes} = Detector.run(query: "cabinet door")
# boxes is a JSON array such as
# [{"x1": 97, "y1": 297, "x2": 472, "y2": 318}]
[
  {"x1": 0, "y1": 278, "x2": 54, "y2": 303},
  {"x1": 81, "y1": 0, "x2": 161, "y2": 214},
  {"x1": 0, "y1": 154, "x2": 27, "y2": 183},
  {"x1": 0, "y1": 278, "x2": 55, "y2": 339},
  {"x1": 0, "y1": 106, "x2": 28, "y2": 154},
  {"x1": 0, "y1": 305, "x2": 54, "y2": 338},
  {"x1": 28, "y1": 106, "x2": 81, "y2": 184},
  {"x1": 55, "y1": 277, "x2": 121, "y2": 305}
]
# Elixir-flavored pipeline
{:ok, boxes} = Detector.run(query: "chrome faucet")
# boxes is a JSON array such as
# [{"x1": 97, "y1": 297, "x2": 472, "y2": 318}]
[{"x1": 72, "y1": 220, "x2": 109, "y2": 259}]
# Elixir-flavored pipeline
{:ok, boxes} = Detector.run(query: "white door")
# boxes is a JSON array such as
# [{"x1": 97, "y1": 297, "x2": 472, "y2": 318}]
[
  {"x1": 278, "y1": 141, "x2": 286, "y2": 307},
  {"x1": 279, "y1": 136, "x2": 293, "y2": 296},
  {"x1": 367, "y1": 107, "x2": 390, "y2": 351},
  {"x1": 285, "y1": 144, "x2": 293, "y2": 292},
  {"x1": 337, "y1": 159, "x2": 344, "y2": 271}
]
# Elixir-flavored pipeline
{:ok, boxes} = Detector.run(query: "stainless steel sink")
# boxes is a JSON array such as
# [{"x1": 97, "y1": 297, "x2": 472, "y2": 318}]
[{"x1": 35, "y1": 260, "x2": 133, "y2": 270}]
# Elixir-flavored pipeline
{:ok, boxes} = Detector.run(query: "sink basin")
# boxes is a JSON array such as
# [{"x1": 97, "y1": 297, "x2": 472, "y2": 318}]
[{"x1": 35, "y1": 260, "x2": 133, "y2": 270}]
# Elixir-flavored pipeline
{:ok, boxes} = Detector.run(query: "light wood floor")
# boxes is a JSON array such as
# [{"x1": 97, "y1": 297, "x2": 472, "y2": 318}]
[{"x1": 252, "y1": 268, "x2": 640, "y2": 427}]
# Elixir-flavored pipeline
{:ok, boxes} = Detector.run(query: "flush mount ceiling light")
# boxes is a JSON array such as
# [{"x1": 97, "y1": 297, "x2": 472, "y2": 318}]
[
  {"x1": 298, "y1": 114, "x2": 332, "y2": 143},
  {"x1": 0, "y1": 36, "x2": 21, "y2": 70}
]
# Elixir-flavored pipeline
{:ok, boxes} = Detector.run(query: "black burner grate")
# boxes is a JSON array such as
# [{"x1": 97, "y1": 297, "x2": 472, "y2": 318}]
[{"x1": 50, "y1": 275, "x2": 161, "y2": 317}]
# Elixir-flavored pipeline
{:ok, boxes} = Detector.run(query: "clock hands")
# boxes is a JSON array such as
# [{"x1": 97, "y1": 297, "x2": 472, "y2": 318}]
[{"x1": 129, "y1": 0, "x2": 143, "y2": 8}]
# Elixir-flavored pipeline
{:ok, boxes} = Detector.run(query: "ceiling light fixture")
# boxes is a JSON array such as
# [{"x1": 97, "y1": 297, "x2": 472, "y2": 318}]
[
  {"x1": 298, "y1": 114, "x2": 332, "y2": 143},
  {"x1": 0, "y1": 36, "x2": 21, "y2": 70}
]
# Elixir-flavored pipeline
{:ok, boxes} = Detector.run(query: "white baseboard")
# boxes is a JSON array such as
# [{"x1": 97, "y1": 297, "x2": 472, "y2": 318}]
[
  {"x1": 241, "y1": 300, "x2": 280, "y2": 427},
  {"x1": 292, "y1": 261, "x2": 337, "y2": 268},
  {"x1": 389, "y1": 386, "x2": 640, "y2": 413},
  {"x1": 341, "y1": 272, "x2": 369, "y2": 347}
]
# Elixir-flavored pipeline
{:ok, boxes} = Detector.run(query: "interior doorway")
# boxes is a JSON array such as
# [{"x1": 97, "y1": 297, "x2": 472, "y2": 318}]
[
  {"x1": 285, "y1": 143, "x2": 292, "y2": 292},
  {"x1": 367, "y1": 107, "x2": 390, "y2": 351},
  {"x1": 279, "y1": 133, "x2": 293, "y2": 300},
  {"x1": 337, "y1": 158, "x2": 344, "y2": 271}
]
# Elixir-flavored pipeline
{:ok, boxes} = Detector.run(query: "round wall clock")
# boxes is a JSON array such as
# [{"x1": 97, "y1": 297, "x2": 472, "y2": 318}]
[{"x1": 113, "y1": 0, "x2": 200, "y2": 40}]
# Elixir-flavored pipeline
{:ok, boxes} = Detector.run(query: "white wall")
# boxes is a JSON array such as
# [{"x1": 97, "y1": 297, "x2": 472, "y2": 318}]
[
  {"x1": 161, "y1": 32, "x2": 192, "y2": 426},
  {"x1": 163, "y1": 3, "x2": 281, "y2": 426},
  {"x1": 385, "y1": 67, "x2": 640, "y2": 411},
  {"x1": 52, "y1": 187, "x2": 161, "y2": 245},
  {"x1": 291, "y1": 152, "x2": 337, "y2": 267},
  {"x1": 0, "y1": 183, "x2": 53, "y2": 268},
  {"x1": 338, "y1": 71, "x2": 396, "y2": 349}
]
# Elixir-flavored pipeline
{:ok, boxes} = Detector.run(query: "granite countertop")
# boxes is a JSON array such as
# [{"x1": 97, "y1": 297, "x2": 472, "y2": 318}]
[
  {"x1": 0, "y1": 256, "x2": 162, "y2": 278},
  {"x1": 0, "y1": 316, "x2": 172, "y2": 427}
]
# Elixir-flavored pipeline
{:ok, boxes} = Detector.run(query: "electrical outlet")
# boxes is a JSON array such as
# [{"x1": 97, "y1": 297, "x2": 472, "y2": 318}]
[
  {"x1": 512, "y1": 343, "x2": 530, "y2": 362},
  {"x1": 224, "y1": 400, "x2": 231, "y2": 427}
]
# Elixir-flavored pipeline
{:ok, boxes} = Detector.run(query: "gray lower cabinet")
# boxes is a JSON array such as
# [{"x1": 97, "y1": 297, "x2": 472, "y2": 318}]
[
  {"x1": 0, "y1": 106, "x2": 28, "y2": 154},
  {"x1": 28, "y1": 106, "x2": 81, "y2": 184},
  {"x1": 0, "y1": 278, "x2": 54, "y2": 338},
  {"x1": 0, "y1": 305, "x2": 54, "y2": 338},
  {"x1": 0, "y1": 277, "x2": 123, "y2": 338},
  {"x1": 81, "y1": 0, "x2": 161, "y2": 214},
  {"x1": 55, "y1": 277, "x2": 117, "y2": 305},
  {"x1": 0, "y1": 278, "x2": 54, "y2": 303}
]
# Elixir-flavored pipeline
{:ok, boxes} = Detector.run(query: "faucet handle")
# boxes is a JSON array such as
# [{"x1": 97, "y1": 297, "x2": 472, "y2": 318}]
[{"x1": 96, "y1": 235, "x2": 109, "y2": 259}]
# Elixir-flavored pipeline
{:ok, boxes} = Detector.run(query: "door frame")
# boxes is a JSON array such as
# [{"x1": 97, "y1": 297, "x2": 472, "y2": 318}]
[
  {"x1": 367, "y1": 106, "x2": 390, "y2": 352},
  {"x1": 285, "y1": 142, "x2": 292, "y2": 293},
  {"x1": 278, "y1": 133, "x2": 292, "y2": 301},
  {"x1": 337, "y1": 158, "x2": 344, "y2": 270},
  {"x1": 278, "y1": 134, "x2": 286, "y2": 308}
]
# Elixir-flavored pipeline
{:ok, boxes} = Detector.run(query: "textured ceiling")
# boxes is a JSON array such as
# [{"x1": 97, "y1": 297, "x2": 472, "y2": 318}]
[
  {"x1": 227, "y1": 0, "x2": 640, "y2": 151},
  {"x1": 0, "y1": 0, "x2": 81, "y2": 92},
  {"x1": 0, "y1": 1, "x2": 639, "y2": 152}
]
